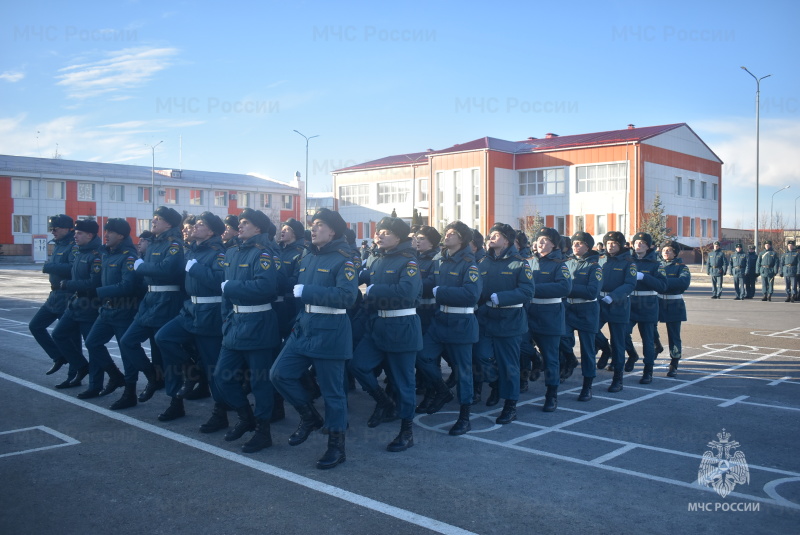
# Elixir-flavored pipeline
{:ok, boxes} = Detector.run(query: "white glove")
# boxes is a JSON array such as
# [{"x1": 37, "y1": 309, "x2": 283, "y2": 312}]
[
  {"x1": 221, "y1": 280, "x2": 228, "y2": 292},
  {"x1": 602, "y1": 295, "x2": 613, "y2": 304},
  {"x1": 490, "y1": 293, "x2": 500, "y2": 306},
  {"x1": 636, "y1": 272, "x2": 644, "y2": 281},
  {"x1": 293, "y1": 284, "x2": 304, "y2": 298},
  {"x1": 432, "y1": 286, "x2": 439, "y2": 297},
  {"x1": 366, "y1": 284, "x2": 374, "y2": 295},
  {"x1": 185, "y1": 259, "x2": 198, "y2": 272},
  {"x1": 133, "y1": 259, "x2": 144, "y2": 270}
]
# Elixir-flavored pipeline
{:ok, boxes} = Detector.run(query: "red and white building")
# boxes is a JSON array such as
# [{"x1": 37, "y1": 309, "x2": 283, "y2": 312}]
[{"x1": 332, "y1": 123, "x2": 722, "y2": 247}]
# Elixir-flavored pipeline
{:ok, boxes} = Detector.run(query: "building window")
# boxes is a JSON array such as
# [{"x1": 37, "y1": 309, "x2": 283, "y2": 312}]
[
  {"x1": 282, "y1": 195, "x2": 293, "y2": 210},
  {"x1": 252, "y1": 193, "x2": 271, "y2": 209},
  {"x1": 472, "y1": 169, "x2": 480, "y2": 224},
  {"x1": 555, "y1": 216, "x2": 565, "y2": 235},
  {"x1": 576, "y1": 163, "x2": 626, "y2": 193},
  {"x1": 675, "y1": 176, "x2": 682, "y2": 196},
  {"x1": 12, "y1": 179, "x2": 32, "y2": 198},
  {"x1": 701, "y1": 181, "x2": 707, "y2": 199},
  {"x1": 520, "y1": 168, "x2": 565, "y2": 196},
  {"x1": 689, "y1": 179, "x2": 696, "y2": 197},
  {"x1": 712, "y1": 220, "x2": 718, "y2": 237},
  {"x1": 596, "y1": 215, "x2": 607, "y2": 235},
  {"x1": 238, "y1": 192, "x2": 250, "y2": 208},
  {"x1": 190, "y1": 189, "x2": 204, "y2": 205},
  {"x1": 47, "y1": 181, "x2": 65, "y2": 200},
  {"x1": 419, "y1": 178, "x2": 428, "y2": 203},
  {"x1": 690, "y1": 218, "x2": 696, "y2": 237},
  {"x1": 575, "y1": 215, "x2": 584, "y2": 232},
  {"x1": 339, "y1": 184, "x2": 369, "y2": 207},
  {"x1": 138, "y1": 187, "x2": 151, "y2": 203},
  {"x1": 377, "y1": 181, "x2": 410, "y2": 205},
  {"x1": 77, "y1": 182, "x2": 96, "y2": 201},
  {"x1": 677, "y1": 217, "x2": 683, "y2": 237},
  {"x1": 137, "y1": 219, "x2": 151, "y2": 235},
  {"x1": 617, "y1": 214, "x2": 627, "y2": 235},
  {"x1": 214, "y1": 191, "x2": 227, "y2": 207},
  {"x1": 109, "y1": 185, "x2": 125, "y2": 202},
  {"x1": 453, "y1": 171, "x2": 462, "y2": 220},
  {"x1": 164, "y1": 188, "x2": 178, "y2": 204},
  {"x1": 701, "y1": 219, "x2": 707, "y2": 237},
  {"x1": 712, "y1": 184, "x2": 718, "y2": 201},
  {"x1": 13, "y1": 215, "x2": 32, "y2": 233}
]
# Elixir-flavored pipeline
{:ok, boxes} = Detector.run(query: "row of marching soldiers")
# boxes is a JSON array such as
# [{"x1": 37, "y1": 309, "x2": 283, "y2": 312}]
[{"x1": 33, "y1": 206, "x2": 689, "y2": 470}]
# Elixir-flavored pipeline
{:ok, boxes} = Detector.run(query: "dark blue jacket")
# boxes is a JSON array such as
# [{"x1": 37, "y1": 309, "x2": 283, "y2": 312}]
[
  {"x1": 659, "y1": 257, "x2": 690, "y2": 323},
  {"x1": 178, "y1": 235, "x2": 226, "y2": 335},
  {"x1": 135, "y1": 226, "x2": 185, "y2": 327},
  {"x1": 289, "y1": 237, "x2": 359, "y2": 359},
  {"x1": 361, "y1": 239, "x2": 422, "y2": 352},
  {"x1": 63, "y1": 235, "x2": 103, "y2": 322},
  {"x1": 780, "y1": 250, "x2": 799, "y2": 277},
  {"x1": 95, "y1": 237, "x2": 140, "y2": 323},
  {"x1": 565, "y1": 250, "x2": 602, "y2": 333},
  {"x1": 598, "y1": 249, "x2": 637, "y2": 324},
  {"x1": 221, "y1": 233, "x2": 279, "y2": 350},
  {"x1": 745, "y1": 252, "x2": 758, "y2": 276},
  {"x1": 707, "y1": 249, "x2": 728, "y2": 276},
  {"x1": 428, "y1": 245, "x2": 482, "y2": 344},
  {"x1": 756, "y1": 249, "x2": 779, "y2": 278},
  {"x1": 630, "y1": 249, "x2": 667, "y2": 323},
  {"x1": 416, "y1": 247, "x2": 438, "y2": 334},
  {"x1": 476, "y1": 244, "x2": 533, "y2": 338},
  {"x1": 527, "y1": 248, "x2": 571, "y2": 336},
  {"x1": 43, "y1": 231, "x2": 77, "y2": 289},
  {"x1": 729, "y1": 251, "x2": 749, "y2": 277}
]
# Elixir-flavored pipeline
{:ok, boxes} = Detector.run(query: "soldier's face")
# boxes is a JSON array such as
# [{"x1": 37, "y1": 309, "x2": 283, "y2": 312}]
[
  {"x1": 238, "y1": 219, "x2": 260, "y2": 240},
  {"x1": 661, "y1": 246, "x2": 675, "y2": 261},
  {"x1": 536, "y1": 236, "x2": 554, "y2": 255},
  {"x1": 74, "y1": 229, "x2": 93, "y2": 246},
  {"x1": 222, "y1": 225, "x2": 238, "y2": 241},
  {"x1": 193, "y1": 220, "x2": 213, "y2": 243},
  {"x1": 183, "y1": 223, "x2": 195, "y2": 241},
  {"x1": 50, "y1": 227, "x2": 69, "y2": 240},
  {"x1": 151, "y1": 216, "x2": 170, "y2": 236},
  {"x1": 443, "y1": 229, "x2": 462, "y2": 249},
  {"x1": 487, "y1": 231, "x2": 509, "y2": 252},
  {"x1": 137, "y1": 240, "x2": 149, "y2": 255},
  {"x1": 311, "y1": 219, "x2": 335, "y2": 247},
  {"x1": 375, "y1": 229, "x2": 400, "y2": 250},
  {"x1": 789, "y1": 244, "x2": 796, "y2": 251},
  {"x1": 606, "y1": 241, "x2": 620, "y2": 255},
  {"x1": 279, "y1": 225, "x2": 295, "y2": 244},
  {"x1": 415, "y1": 234, "x2": 433, "y2": 252},
  {"x1": 572, "y1": 241, "x2": 589, "y2": 256},
  {"x1": 104, "y1": 230, "x2": 123, "y2": 248},
  {"x1": 634, "y1": 240, "x2": 648, "y2": 255},
  {"x1": 713, "y1": 244, "x2": 720, "y2": 250}
]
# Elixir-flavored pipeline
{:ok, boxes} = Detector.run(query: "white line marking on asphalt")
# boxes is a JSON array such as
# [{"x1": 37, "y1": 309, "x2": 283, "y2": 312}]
[
  {"x1": 718, "y1": 395, "x2": 749, "y2": 407},
  {"x1": 591, "y1": 444, "x2": 637, "y2": 464},
  {"x1": 768, "y1": 376, "x2": 793, "y2": 386},
  {"x1": 0, "y1": 371, "x2": 480, "y2": 535},
  {"x1": 0, "y1": 425, "x2": 80, "y2": 459}
]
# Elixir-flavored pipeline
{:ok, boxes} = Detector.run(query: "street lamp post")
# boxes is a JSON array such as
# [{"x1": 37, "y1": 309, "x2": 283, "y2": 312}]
[
  {"x1": 293, "y1": 130, "x2": 319, "y2": 225},
  {"x1": 795, "y1": 194, "x2": 800, "y2": 242},
  {"x1": 769, "y1": 185, "x2": 790, "y2": 243},
  {"x1": 148, "y1": 141, "x2": 163, "y2": 214},
  {"x1": 741, "y1": 67, "x2": 771, "y2": 249}
]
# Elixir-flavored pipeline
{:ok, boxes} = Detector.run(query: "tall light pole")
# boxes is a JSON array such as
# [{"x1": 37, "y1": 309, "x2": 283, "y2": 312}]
[
  {"x1": 741, "y1": 67, "x2": 771, "y2": 248},
  {"x1": 795, "y1": 194, "x2": 800, "y2": 242},
  {"x1": 148, "y1": 140, "x2": 163, "y2": 214},
  {"x1": 293, "y1": 130, "x2": 319, "y2": 225},
  {"x1": 769, "y1": 185, "x2": 790, "y2": 243}
]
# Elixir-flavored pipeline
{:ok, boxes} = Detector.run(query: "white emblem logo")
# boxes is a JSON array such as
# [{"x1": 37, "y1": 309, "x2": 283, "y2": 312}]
[{"x1": 697, "y1": 429, "x2": 749, "y2": 498}]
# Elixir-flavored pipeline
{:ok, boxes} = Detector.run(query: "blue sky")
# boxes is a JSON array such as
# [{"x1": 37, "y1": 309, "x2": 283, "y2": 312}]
[{"x1": 2, "y1": 0, "x2": 798, "y2": 228}]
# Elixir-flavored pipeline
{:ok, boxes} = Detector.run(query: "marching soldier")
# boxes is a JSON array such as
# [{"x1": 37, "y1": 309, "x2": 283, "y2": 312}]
[
  {"x1": 756, "y1": 240, "x2": 779, "y2": 301},
  {"x1": 779, "y1": 240, "x2": 798, "y2": 302},
  {"x1": 412, "y1": 225, "x2": 441, "y2": 412},
  {"x1": 222, "y1": 215, "x2": 240, "y2": 250},
  {"x1": 706, "y1": 241, "x2": 727, "y2": 299},
  {"x1": 270, "y1": 208, "x2": 359, "y2": 469},
  {"x1": 729, "y1": 243, "x2": 749, "y2": 300},
  {"x1": 744, "y1": 245, "x2": 758, "y2": 298},
  {"x1": 276, "y1": 218, "x2": 307, "y2": 341},
  {"x1": 658, "y1": 241, "x2": 691, "y2": 377}
]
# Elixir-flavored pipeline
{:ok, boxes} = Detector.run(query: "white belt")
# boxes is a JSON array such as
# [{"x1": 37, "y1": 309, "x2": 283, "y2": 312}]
[
  {"x1": 487, "y1": 303, "x2": 524, "y2": 308},
  {"x1": 274, "y1": 296, "x2": 285, "y2": 302},
  {"x1": 530, "y1": 298, "x2": 562, "y2": 305},
  {"x1": 149, "y1": 285, "x2": 180, "y2": 292},
  {"x1": 377, "y1": 308, "x2": 416, "y2": 318},
  {"x1": 631, "y1": 290, "x2": 658, "y2": 296},
  {"x1": 305, "y1": 305, "x2": 346, "y2": 314},
  {"x1": 659, "y1": 294, "x2": 684, "y2": 300},
  {"x1": 191, "y1": 296, "x2": 222, "y2": 304},
  {"x1": 600, "y1": 291, "x2": 611, "y2": 297},
  {"x1": 419, "y1": 298, "x2": 436, "y2": 305},
  {"x1": 440, "y1": 305, "x2": 474, "y2": 314},
  {"x1": 233, "y1": 303, "x2": 272, "y2": 313},
  {"x1": 567, "y1": 298, "x2": 596, "y2": 304}
]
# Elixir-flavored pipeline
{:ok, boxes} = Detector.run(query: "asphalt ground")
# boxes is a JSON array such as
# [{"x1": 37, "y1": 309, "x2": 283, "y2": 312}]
[{"x1": 0, "y1": 265, "x2": 798, "y2": 535}]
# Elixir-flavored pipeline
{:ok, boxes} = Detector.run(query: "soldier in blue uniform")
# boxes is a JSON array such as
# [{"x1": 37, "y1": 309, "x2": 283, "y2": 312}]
[
  {"x1": 30, "y1": 214, "x2": 82, "y2": 376},
  {"x1": 270, "y1": 208, "x2": 358, "y2": 469},
  {"x1": 744, "y1": 245, "x2": 758, "y2": 298},
  {"x1": 276, "y1": 218, "x2": 306, "y2": 340},
  {"x1": 756, "y1": 240, "x2": 779, "y2": 301},
  {"x1": 597, "y1": 231, "x2": 637, "y2": 392},
  {"x1": 349, "y1": 216, "x2": 422, "y2": 451},
  {"x1": 416, "y1": 221, "x2": 481, "y2": 435},
  {"x1": 222, "y1": 215, "x2": 240, "y2": 250},
  {"x1": 658, "y1": 240, "x2": 691, "y2": 378},
  {"x1": 779, "y1": 240, "x2": 798, "y2": 302},
  {"x1": 112, "y1": 206, "x2": 185, "y2": 410},
  {"x1": 706, "y1": 241, "x2": 728, "y2": 299},
  {"x1": 154, "y1": 212, "x2": 227, "y2": 426},
  {"x1": 564, "y1": 232, "x2": 602, "y2": 401},
  {"x1": 475, "y1": 223, "x2": 533, "y2": 424},
  {"x1": 625, "y1": 232, "x2": 667, "y2": 384},
  {"x1": 527, "y1": 227, "x2": 571, "y2": 411},
  {"x1": 729, "y1": 244, "x2": 749, "y2": 300},
  {"x1": 412, "y1": 225, "x2": 441, "y2": 412},
  {"x1": 51, "y1": 219, "x2": 102, "y2": 390}
]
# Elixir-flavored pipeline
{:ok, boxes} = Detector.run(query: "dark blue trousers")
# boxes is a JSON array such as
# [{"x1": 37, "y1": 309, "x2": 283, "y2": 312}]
[
  {"x1": 216, "y1": 346, "x2": 276, "y2": 420},
  {"x1": 417, "y1": 334, "x2": 473, "y2": 405},
  {"x1": 531, "y1": 333, "x2": 560, "y2": 387},
  {"x1": 711, "y1": 276, "x2": 724, "y2": 297},
  {"x1": 156, "y1": 318, "x2": 223, "y2": 402},
  {"x1": 630, "y1": 320, "x2": 656, "y2": 366},
  {"x1": 563, "y1": 328, "x2": 597, "y2": 378},
  {"x1": 733, "y1": 275, "x2": 746, "y2": 299},
  {"x1": 118, "y1": 320, "x2": 158, "y2": 385},
  {"x1": 51, "y1": 310, "x2": 92, "y2": 377},
  {"x1": 475, "y1": 335, "x2": 521, "y2": 400},
  {"x1": 349, "y1": 336, "x2": 416, "y2": 419},
  {"x1": 599, "y1": 321, "x2": 627, "y2": 374},
  {"x1": 29, "y1": 295, "x2": 80, "y2": 364},
  {"x1": 84, "y1": 316, "x2": 129, "y2": 391}
]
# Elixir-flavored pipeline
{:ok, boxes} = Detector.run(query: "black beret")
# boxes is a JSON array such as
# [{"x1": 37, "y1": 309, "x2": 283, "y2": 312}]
[
  {"x1": 571, "y1": 231, "x2": 594, "y2": 249},
  {"x1": 182, "y1": 214, "x2": 197, "y2": 226},
  {"x1": 197, "y1": 211, "x2": 225, "y2": 236},
  {"x1": 239, "y1": 208, "x2": 271, "y2": 233},
  {"x1": 603, "y1": 231, "x2": 626, "y2": 247},
  {"x1": 444, "y1": 220, "x2": 473, "y2": 245},
  {"x1": 74, "y1": 219, "x2": 99, "y2": 235},
  {"x1": 153, "y1": 206, "x2": 182, "y2": 228},
  {"x1": 662, "y1": 240, "x2": 680, "y2": 254},
  {"x1": 535, "y1": 227, "x2": 560, "y2": 246},
  {"x1": 376, "y1": 216, "x2": 411, "y2": 241},
  {"x1": 311, "y1": 208, "x2": 347, "y2": 239},
  {"x1": 632, "y1": 232, "x2": 653, "y2": 248},
  {"x1": 471, "y1": 228, "x2": 484, "y2": 248},
  {"x1": 489, "y1": 222, "x2": 516, "y2": 245},
  {"x1": 281, "y1": 218, "x2": 305, "y2": 240},
  {"x1": 138, "y1": 230, "x2": 154, "y2": 241},
  {"x1": 224, "y1": 214, "x2": 239, "y2": 228},
  {"x1": 48, "y1": 214, "x2": 74, "y2": 229},
  {"x1": 104, "y1": 218, "x2": 130, "y2": 237},
  {"x1": 417, "y1": 226, "x2": 441, "y2": 246}
]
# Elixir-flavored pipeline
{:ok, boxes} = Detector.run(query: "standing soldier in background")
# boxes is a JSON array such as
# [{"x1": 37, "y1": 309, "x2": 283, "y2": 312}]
[
  {"x1": 745, "y1": 245, "x2": 758, "y2": 298},
  {"x1": 779, "y1": 240, "x2": 798, "y2": 302},
  {"x1": 30, "y1": 214, "x2": 81, "y2": 377},
  {"x1": 658, "y1": 241, "x2": 691, "y2": 378},
  {"x1": 51, "y1": 219, "x2": 102, "y2": 390},
  {"x1": 222, "y1": 215, "x2": 240, "y2": 250},
  {"x1": 112, "y1": 207, "x2": 185, "y2": 410},
  {"x1": 474, "y1": 223, "x2": 533, "y2": 424},
  {"x1": 756, "y1": 240, "x2": 779, "y2": 301},
  {"x1": 270, "y1": 208, "x2": 358, "y2": 469},
  {"x1": 729, "y1": 244, "x2": 749, "y2": 300},
  {"x1": 706, "y1": 241, "x2": 728, "y2": 299}
]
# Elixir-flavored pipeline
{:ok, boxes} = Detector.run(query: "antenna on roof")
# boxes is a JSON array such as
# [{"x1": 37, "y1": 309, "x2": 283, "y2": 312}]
[
  {"x1": 179, "y1": 134, "x2": 182, "y2": 171},
  {"x1": 36, "y1": 131, "x2": 41, "y2": 157}
]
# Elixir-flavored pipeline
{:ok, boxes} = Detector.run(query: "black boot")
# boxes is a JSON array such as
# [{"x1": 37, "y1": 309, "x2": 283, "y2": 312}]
[
  {"x1": 561, "y1": 353, "x2": 578, "y2": 382},
  {"x1": 99, "y1": 368, "x2": 125, "y2": 396},
  {"x1": 415, "y1": 387, "x2": 435, "y2": 414},
  {"x1": 596, "y1": 351, "x2": 610, "y2": 370},
  {"x1": 367, "y1": 389, "x2": 398, "y2": 428},
  {"x1": 471, "y1": 382, "x2": 482, "y2": 405},
  {"x1": 761, "y1": 295, "x2": 768, "y2": 301},
  {"x1": 387, "y1": 419, "x2": 414, "y2": 452},
  {"x1": 270, "y1": 392, "x2": 285, "y2": 423},
  {"x1": 624, "y1": 351, "x2": 639, "y2": 372},
  {"x1": 242, "y1": 419, "x2": 272, "y2": 453},
  {"x1": 200, "y1": 403, "x2": 229, "y2": 433},
  {"x1": 445, "y1": 369, "x2": 457, "y2": 388},
  {"x1": 426, "y1": 382, "x2": 454, "y2": 414},
  {"x1": 666, "y1": 358, "x2": 680, "y2": 378},
  {"x1": 110, "y1": 384, "x2": 137, "y2": 410},
  {"x1": 138, "y1": 369, "x2": 164, "y2": 402},
  {"x1": 158, "y1": 397, "x2": 185, "y2": 421},
  {"x1": 183, "y1": 374, "x2": 210, "y2": 400},
  {"x1": 542, "y1": 385, "x2": 558, "y2": 412},
  {"x1": 608, "y1": 371, "x2": 623, "y2": 393},
  {"x1": 224, "y1": 404, "x2": 255, "y2": 442},
  {"x1": 485, "y1": 381, "x2": 500, "y2": 407},
  {"x1": 55, "y1": 374, "x2": 79, "y2": 389},
  {"x1": 655, "y1": 338, "x2": 664, "y2": 355},
  {"x1": 175, "y1": 364, "x2": 198, "y2": 400},
  {"x1": 45, "y1": 358, "x2": 67, "y2": 376},
  {"x1": 449, "y1": 404, "x2": 471, "y2": 436},
  {"x1": 578, "y1": 376, "x2": 593, "y2": 401},
  {"x1": 77, "y1": 387, "x2": 101, "y2": 399},
  {"x1": 519, "y1": 368, "x2": 530, "y2": 393},
  {"x1": 288, "y1": 404, "x2": 324, "y2": 446},
  {"x1": 496, "y1": 399, "x2": 517, "y2": 425},
  {"x1": 317, "y1": 432, "x2": 346, "y2": 469},
  {"x1": 639, "y1": 364, "x2": 653, "y2": 384},
  {"x1": 68, "y1": 365, "x2": 89, "y2": 387}
]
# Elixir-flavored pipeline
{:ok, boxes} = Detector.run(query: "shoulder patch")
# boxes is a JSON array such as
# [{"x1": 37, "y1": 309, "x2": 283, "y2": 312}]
[
  {"x1": 92, "y1": 257, "x2": 102, "y2": 273},
  {"x1": 524, "y1": 265, "x2": 533, "y2": 280},
  {"x1": 259, "y1": 252, "x2": 271, "y2": 270},
  {"x1": 407, "y1": 260, "x2": 418, "y2": 277},
  {"x1": 658, "y1": 266, "x2": 666, "y2": 277},
  {"x1": 561, "y1": 264, "x2": 571, "y2": 279},
  {"x1": 273, "y1": 254, "x2": 282, "y2": 270},
  {"x1": 468, "y1": 264, "x2": 479, "y2": 283},
  {"x1": 344, "y1": 260, "x2": 356, "y2": 281},
  {"x1": 595, "y1": 269, "x2": 603, "y2": 281},
  {"x1": 125, "y1": 257, "x2": 136, "y2": 271},
  {"x1": 216, "y1": 252, "x2": 226, "y2": 268},
  {"x1": 168, "y1": 242, "x2": 181, "y2": 255},
  {"x1": 629, "y1": 265, "x2": 638, "y2": 277}
]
